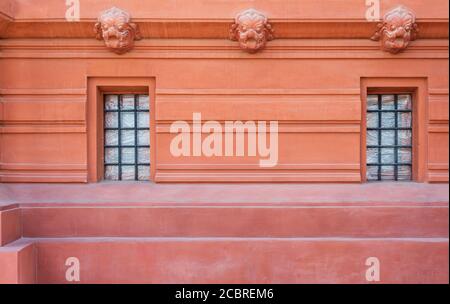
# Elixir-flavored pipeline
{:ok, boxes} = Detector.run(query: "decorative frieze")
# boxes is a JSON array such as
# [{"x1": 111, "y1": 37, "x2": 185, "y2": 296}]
[
  {"x1": 229, "y1": 9, "x2": 274, "y2": 53},
  {"x1": 371, "y1": 6, "x2": 419, "y2": 54},
  {"x1": 94, "y1": 7, "x2": 142, "y2": 55}
]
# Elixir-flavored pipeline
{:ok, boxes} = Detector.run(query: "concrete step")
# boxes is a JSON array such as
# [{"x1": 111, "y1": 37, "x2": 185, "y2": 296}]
[
  {"x1": 1, "y1": 202, "x2": 447, "y2": 240},
  {"x1": 1, "y1": 184, "x2": 448, "y2": 284},
  {"x1": 1, "y1": 236, "x2": 448, "y2": 284}
]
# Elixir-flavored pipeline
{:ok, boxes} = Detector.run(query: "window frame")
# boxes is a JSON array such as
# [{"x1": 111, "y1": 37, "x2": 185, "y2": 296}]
[
  {"x1": 361, "y1": 78, "x2": 428, "y2": 183},
  {"x1": 87, "y1": 77, "x2": 156, "y2": 183}
]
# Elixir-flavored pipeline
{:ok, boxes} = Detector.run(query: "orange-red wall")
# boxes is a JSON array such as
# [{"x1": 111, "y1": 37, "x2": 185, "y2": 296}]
[{"x1": 0, "y1": 0, "x2": 448, "y2": 183}]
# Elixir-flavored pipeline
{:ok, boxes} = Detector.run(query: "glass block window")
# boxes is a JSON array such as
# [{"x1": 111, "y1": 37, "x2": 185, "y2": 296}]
[
  {"x1": 104, "y1": 94, "x2": 150, "y2": 181},
  {"x1": 366, "y1": 94, "x2": 413, "y2": 181}
]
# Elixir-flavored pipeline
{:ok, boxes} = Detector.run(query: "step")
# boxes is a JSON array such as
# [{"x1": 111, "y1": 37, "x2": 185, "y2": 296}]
[
  {"x1": 1, "y1": 236, "x2": 448, "y2": 284},
  {"x1": 19, "y1": 203, "x2": 450, "y2": 238},
  {"x1": 2, "y1": 183, "x2": 448, "y2": 206},
  {"x1": 1, "y1": 183, "x2": 447, "y2": 240},
  {"x1": 1, "y1": 183, "x2": 448, "y2": 284},
  {"x1": 0, "y1": 240, "x2": 34, "y2": 284}
]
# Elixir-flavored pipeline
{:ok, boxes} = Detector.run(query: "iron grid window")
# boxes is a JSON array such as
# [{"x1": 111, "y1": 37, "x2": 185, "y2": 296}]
[
  {"x1": 366, "y1": 94, "x2": 413, "y2": 181},
  {"x1": 104, "y1": 94, "x2": 150, "y2": 181}
]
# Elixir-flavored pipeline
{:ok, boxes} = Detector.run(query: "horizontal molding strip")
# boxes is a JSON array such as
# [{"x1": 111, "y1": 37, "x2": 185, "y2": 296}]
[
  {"x1": 0, "y1": 125, "x2": 86, "y2": 134},
  {"x1": 0, "y1": 39, "x2": 447, "y2": 59},
  {"x1": 429, "y1": 163, "x2": 450, "y2": 171},
  {"x1": 0, "y1": 172, "x2": 88, "y2": 183},
  {"x1": 156, "y1": 164, "x2": 360, "y2": 170},
  {"x1": 154, "y1": 172, "x2": 361, "y2": 182},
  {"x1": 0, "y1": 89, "x2": 86, "y2": 96},
  {"x1": 429, "y1": 89, "x2": 449, "y2": 95},
  {"x1": 156, "y1": 88, "x2": 362, "y2": 96},
  {"x1": 9, "y1": 18, "x2": 450, "y2": 22},
  {"x1": 0, "y1": 163, "x2": 87, "y2": 171},
  {"x1": 156, "y1": 123, "x2": 360, "y2": 134},
  {"x1": 429, "y1": 124, "x2": 449, "y2": 133},
  {"x1": 2, "y1": 20, "x2": 448, "y2": 40},
  {"x1": 1, "y1": 50, "x2": 447, "y2": 60},
  {"x1": 428, "y1": 172, "x2": 450, "y2": 183},
  {"x1": 156, "y1": 95, "x2": 361, "y2": 101},
  {"x1": 1, "y1": 38, "x2": 447, "y2": 49},
  {"x1": 0, "y1": 97, "x2": 86, "y2": 104}
]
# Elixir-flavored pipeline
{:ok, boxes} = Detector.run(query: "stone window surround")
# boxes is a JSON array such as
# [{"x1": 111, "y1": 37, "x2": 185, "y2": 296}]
[
  {"x1": 361, "y1": 77, "x2": 428, "y2": 183},
  {"x1": 87, "y1": 77, "x2": 156, "y2": 183}
]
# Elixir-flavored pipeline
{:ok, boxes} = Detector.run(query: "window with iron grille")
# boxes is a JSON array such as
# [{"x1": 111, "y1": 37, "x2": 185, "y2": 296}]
[
  {"x1": 104, "y1": 94, "x2": 150, "y2": 181},
  {"x1": 366, "y1": 94, "x2": 413, "y2": 181}
]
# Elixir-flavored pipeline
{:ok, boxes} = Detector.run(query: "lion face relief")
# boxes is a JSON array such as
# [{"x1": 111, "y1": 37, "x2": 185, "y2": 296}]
[
  {"x1": 230, "y1": 9, "x2": 274, "y2": 53},
  {"x1": 94, "y1": 7, "x2": 142, "y2": 55},
  {"x1": 371, "y1": 6, "x2": 418, "y2": 54}
]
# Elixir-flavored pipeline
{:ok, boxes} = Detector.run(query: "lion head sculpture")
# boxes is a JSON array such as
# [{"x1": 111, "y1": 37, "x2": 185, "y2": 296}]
[
  {"x1": 94, "y1": 7, "x2": 142, "y2": 55},
  {"x1": 371, "y1": 6, "x2": 418, "y2": 54},
  {"x1": 229, "y1": 9, "x2": 274, "y2": 53}
]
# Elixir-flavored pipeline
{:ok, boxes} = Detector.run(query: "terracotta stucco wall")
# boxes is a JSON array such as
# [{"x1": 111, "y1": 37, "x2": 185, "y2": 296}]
[{"x1": 0, "y1": 0, "x2": 448, "y2": 183}]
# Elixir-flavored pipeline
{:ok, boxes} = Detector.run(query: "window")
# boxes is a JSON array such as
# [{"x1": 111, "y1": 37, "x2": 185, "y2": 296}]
[
  {"x1": 366, "y1": 94, "x2": 413, "y2": 181},
  {"x1": 104, "y1": 94, "x2": 150, "y2": 181}
]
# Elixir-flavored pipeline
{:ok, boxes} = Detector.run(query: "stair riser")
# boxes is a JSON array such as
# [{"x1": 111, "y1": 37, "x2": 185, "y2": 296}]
[
  {"x1": 22, "y1": 206, "x2": 449, "y2": 238},
  {"x1": 0, "y1": 208, "x2": 21, "y2": 246},
  {"x1": 0, "y1": 243, "x2": 35, "y2": 284},
  {"x1": 35, "y1": 239, "x2": 449, "y2": 284}
]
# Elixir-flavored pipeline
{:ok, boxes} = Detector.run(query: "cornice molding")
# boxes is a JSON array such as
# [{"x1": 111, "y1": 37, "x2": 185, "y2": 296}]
[
  {"x1": 0, "y1": 39, "x2": 447, "y2": 59},
  {"x1": 1, "y1": 20, "x2": 448, "y2": 39}
]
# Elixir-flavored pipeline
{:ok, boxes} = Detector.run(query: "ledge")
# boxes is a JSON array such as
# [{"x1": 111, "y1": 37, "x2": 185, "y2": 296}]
[
  {"x1": 0, "y1": 38, "x2": 447, "y2": 60},
  {"x1": 1, "y1": 20, "x2": 448, "y2": 39},
  {"x1": 0, "y1": 182, "x2": 448, "y2": 207},
  {"x1": 1, "y1": 0, "x2": 448, "y2": 39}
]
